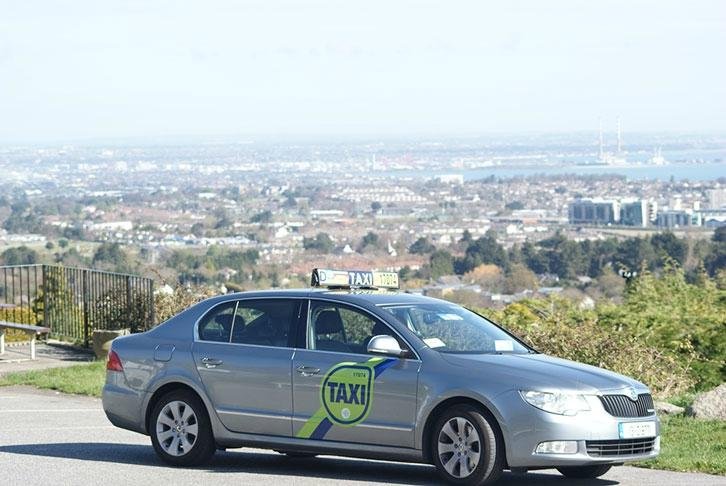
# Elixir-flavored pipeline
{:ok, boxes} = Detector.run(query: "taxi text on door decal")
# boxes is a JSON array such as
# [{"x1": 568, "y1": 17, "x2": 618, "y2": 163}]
[
  {"x1": 322, "y1": 364, "x2": 373, "y2": 426},
  {"x1": 296, "y1": 356, "x2": 397, "y2": 439}
]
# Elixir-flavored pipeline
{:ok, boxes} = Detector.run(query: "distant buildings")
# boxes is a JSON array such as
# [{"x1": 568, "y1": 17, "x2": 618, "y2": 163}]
[
  {"x1": 437, "y1": 174, "x2": 465, "y2": 185},
  {"x1": 707, "y1": 188, "x2": 726, "y2": 209},
  {"x1": 620, "y1": 200, "x2": 651, "y2": 228},
  {"x1": 656, "y1": 210, "x2": 693, "y2": 228},
  {"x1": 569, "y1": 198, "x2": 667, "y2": 228},
  {"x1": 568, "y1": 199, "x2": 620, "y2": 225}
]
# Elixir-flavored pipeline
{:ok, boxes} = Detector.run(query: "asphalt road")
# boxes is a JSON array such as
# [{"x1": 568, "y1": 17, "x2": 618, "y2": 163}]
[{"x1": 1, "y1": 386, "x2": 724, "y2": 486}]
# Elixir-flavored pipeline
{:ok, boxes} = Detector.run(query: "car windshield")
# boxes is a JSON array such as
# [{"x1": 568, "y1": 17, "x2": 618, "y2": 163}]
[{"x1": 381, "y1": 303, "x2": 531, "y2": 354}]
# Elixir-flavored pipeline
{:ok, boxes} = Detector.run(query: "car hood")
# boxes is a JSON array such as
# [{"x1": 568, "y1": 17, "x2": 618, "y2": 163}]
[{"x1": 440, "y1": 352, "x2": 647, "y2": 394}]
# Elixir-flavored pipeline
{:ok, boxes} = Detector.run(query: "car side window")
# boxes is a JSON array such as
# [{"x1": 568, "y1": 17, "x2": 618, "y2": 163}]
[
  {"x1": 198, "y1": 301, "x2": 236, "y2": 342},
  {"x1": 308, "y1": 301, "x2": 401, "y2": 355},
  {"x1": 230, "y1": 299, "x2": 298, "y2": 348}
]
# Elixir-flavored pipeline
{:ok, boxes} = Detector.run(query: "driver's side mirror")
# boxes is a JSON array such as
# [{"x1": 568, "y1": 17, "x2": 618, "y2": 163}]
[{"x1": 367, "y1": 334, "x2": 408, "y2": 358}]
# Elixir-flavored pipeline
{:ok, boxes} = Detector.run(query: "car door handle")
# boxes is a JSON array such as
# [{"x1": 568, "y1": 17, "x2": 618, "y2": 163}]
[
  {"x1": 296, "y1": 365, "x2": 320, "y2": 377},
  {"x1": 201, "y1": 357, "x2": 223, "y2": 368}
]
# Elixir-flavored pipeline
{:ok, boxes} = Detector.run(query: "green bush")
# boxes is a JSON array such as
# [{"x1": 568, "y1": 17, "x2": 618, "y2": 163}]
[
  {"x1": 478, "y1": 298, "x2": 695, "y2": 398},
  {"x1": 154, "y1": 285, "x2": 219, "y2": 325},
  {"x1": 474, "y1": 263, "x2": 725, "y2": 395},
  {"x1": 601, "y1": 263, "x2": 725, "y2": 389}
]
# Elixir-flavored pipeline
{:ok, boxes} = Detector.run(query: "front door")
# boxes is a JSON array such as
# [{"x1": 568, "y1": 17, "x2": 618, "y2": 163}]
[
  {"x1": 292, "y1": 300, "x2": 420, "y2": 448},
  {"x1": 192, "y1": 298, "x2": 302, "y2": 436}
]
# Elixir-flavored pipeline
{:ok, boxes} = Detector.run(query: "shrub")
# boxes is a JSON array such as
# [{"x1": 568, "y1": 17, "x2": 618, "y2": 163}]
[
  {"x1": 478, "y1": 298, "x2": 695, "y2": 398},
  {"x1": 154, "y1": 285, "x2": 219, "y2": 325},
  {"x1": 601, "y1": 263, "x2": 725, "y2": 389}
]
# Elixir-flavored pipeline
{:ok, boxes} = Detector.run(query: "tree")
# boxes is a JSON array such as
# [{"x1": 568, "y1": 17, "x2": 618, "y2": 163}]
[
  {"x1": 430, "y1": 250, "x2": 455, "y2": 279},
  {"x1": 503, "y1": 264, "x2": 538, "y2": 293},
  {"x1": 250, "y1": 210, "x2": 273, "y2": 224},
  {"x1": 2, "y1": 199, "x2": 44, "y2": 234},
  {"x1": 214, "y1": 216, "x2": 233, "y2": 230},
  {"x1": 464, "y1": 264, "x2": 503, "y2": 292},
  {"x1": 651, "y1": 231, "x2": 687, "y2": 265},
  {"x1": 408, "y1": 237, "x2": 435, "y2": 255},
  {"x1": 303, "y1": 233, "x2": 335, "y2": 253},
  {"x1": 615, "y1": 238, "x2": 656, "y2": 272},
  {"x1": 398, "y1": 266, "x2": 414, "y2": 281},
  {"x1": 1, "y1": 246, "x2": 38, "y2": 265},
  {"x1": 358, "y1": 231, "x2": 381, "y2": 252},
  {"x1": 371, "y1": 201, "x2": 382, "y2": 213},
  {"x1": 705, "y1": 227, "x2": 726, "y2": 276},
  {"x1": 283, "y1": 195, "x2": 297, "y2": 208},
  {"x1": 505, "y1": 201, "x2": 524, "y2": 210},
  {"x1": 521, "y1": 241, "x2": 549, "y2": 274},
  {"x1": 455, "y1": 231, "x2": 508, "y2": 274},
  {"x1": 92, "y1": 243, "x2": 131, "y2": 271},
  {"x1": 607, "y1": 263, "x2": 726, "y2": 389},
  {"x1": 190, "y1": 222, "x2": 206, "y2": 238}
]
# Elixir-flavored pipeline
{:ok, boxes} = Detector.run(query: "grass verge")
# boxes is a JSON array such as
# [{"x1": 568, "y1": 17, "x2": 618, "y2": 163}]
[
  {"x1": 1, "y1": 363, "x2": 724, "y2": 475},
  {"x1": 634, "y1": 415, "x2": 726, "y2": 475},
  {"x1": 0, "y1": 361, "x2": 105, "y2": 397}
]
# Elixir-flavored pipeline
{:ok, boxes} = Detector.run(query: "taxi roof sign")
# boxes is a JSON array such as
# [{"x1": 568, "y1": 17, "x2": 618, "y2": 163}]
[{"x1": 311, "y1": 268, "x2": 399, "y2": 290}]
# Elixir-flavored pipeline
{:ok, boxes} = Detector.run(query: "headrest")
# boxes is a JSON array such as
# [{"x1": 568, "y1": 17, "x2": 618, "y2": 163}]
[
  {"x1": 215, "y1": 313, "x2": 235, "y2": 331},
  {"x1": 315, "y1": 310, "x2": 344, "y2": 335}
]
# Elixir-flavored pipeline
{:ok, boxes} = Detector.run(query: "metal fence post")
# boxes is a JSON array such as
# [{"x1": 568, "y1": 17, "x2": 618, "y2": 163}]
[
  {"x1": 149, "y1": 280, "x2": 155, "y2": 328},
  {"x1": 42, "y1": 265, "x2": 49, "y2": 330},
  {"x1": 82, "y1": 269, "x2": 90, "y2": 347},
  {"x1": 125, "y1": 275, "x2": 132, "y2": 332}
]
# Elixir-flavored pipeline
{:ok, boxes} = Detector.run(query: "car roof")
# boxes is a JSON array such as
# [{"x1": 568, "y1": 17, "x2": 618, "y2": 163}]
[{"x1": 220, "y1": 288, "x2": 440, "y2": 307}]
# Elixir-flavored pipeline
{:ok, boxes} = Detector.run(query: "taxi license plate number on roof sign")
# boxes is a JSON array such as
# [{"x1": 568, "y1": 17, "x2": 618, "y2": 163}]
[
  {"x1": 618, "y1": 421, "x2": 656, "y2": 439},
  {"x1": 312, "y1": 268, "x2": 399, "y2": 289}
]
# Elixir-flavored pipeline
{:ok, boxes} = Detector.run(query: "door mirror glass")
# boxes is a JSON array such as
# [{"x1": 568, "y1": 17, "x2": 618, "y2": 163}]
[{"x1": 367, "y1": 334, "x2": 405, "y2": 358}]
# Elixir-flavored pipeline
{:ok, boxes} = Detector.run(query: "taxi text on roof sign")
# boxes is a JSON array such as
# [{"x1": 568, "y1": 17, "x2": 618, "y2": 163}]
[{"x1": 311, "y1": 268, "x2": 399, "y2": 289}]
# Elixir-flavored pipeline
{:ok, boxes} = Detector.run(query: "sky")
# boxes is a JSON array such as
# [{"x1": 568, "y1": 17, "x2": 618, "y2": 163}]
[{"x1": 1, "y1": 0, "x2": 725, "y2": 142}]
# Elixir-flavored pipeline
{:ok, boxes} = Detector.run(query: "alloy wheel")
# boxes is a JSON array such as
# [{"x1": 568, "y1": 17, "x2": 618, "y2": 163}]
[
  {"x1": 155, "y1": 400, "x2": 199, "y2": 457},
  {"x1": 437, "y1": 416, "x2": 481, "y2": 478}
]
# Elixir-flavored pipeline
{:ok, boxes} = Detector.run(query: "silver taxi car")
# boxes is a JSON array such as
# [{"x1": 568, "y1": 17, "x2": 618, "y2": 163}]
[{"x1": 103, "y1": 268, "x2": 660, "y2": 485}]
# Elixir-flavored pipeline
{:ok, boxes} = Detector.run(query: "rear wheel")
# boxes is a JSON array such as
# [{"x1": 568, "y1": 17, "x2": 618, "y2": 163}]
[
  {"x1": 431, "y1": 404, "x2": 504, "y2": 485},
  {"x1": 557, "y1": 465, "x2": 612, "y2": 478},
  {"x1": 150, "y1": 390, "x2": 216, "y2": 466}
]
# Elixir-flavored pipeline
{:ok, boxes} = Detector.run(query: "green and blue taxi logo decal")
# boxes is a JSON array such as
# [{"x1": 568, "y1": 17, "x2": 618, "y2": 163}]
[
  {"x1": 321, "y1": 364, "x2": 373, "y2": 426},
  {"x1": 296, "y1": 356, "x2": 397, "y2": 440}
]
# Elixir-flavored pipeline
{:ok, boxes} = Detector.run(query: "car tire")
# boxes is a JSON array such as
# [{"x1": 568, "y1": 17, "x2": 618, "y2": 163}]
[
  {"x1": 556, "y1": 464, "x2": 612, "y2": 478},
  {"x1": 150, "y1": 389, "x2": 216, "y2": 466},
  {"x1": 431, "y1": 404, "x2": 504, "y2": 485}
]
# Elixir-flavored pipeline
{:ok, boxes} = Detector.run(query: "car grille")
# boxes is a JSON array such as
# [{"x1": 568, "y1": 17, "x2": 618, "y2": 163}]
[
  {"x1": 599, "y1": 393, "x2": 655, "y2": 417},
  {"x1": 586, "y1": 438, "x2": 657, "y2": 457}
]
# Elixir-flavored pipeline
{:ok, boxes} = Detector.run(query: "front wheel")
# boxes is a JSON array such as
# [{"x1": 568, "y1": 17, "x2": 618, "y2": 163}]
[
  {"x1": 431, "y1": 404, "x2": 504, "y2": 485},
  {"x1": 557, "y1": 465, "x2": 612, "y2": 478},
  {"x1": 150, "y1": 390, "x2": 216, "y2": 466}
]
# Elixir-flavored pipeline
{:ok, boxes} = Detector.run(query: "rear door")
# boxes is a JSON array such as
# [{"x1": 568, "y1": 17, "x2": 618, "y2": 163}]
[
  {"x1": 292, "y1": 299, "x2": 420, "y2": 448},
  {"x1": 192, "y1": 298, "x2": 302, "y2": 436}
]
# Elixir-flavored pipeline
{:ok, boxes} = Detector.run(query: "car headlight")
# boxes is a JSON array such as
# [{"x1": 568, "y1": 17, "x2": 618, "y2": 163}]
[{"x1": 520, "y1": 390, "x2": 591, "y2": 416}]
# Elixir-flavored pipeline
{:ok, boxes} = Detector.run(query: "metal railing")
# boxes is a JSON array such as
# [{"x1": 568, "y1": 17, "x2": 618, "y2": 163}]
[{"x1": 0, "y1": 264, "x2": 154, "y2": 346}]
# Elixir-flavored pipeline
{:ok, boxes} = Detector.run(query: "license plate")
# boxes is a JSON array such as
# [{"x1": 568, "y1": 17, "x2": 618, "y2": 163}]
[{"x1": 619, "y1": 421, "x2": 656, "y2": 439}]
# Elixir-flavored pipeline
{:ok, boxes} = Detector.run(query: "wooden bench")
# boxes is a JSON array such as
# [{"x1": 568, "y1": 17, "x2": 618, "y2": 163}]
[{"x1": 0, "y1": 321, "x2": 51, "y2": 360}]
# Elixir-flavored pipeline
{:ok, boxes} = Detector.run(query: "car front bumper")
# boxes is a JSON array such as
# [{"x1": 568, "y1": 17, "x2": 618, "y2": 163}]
[{"x1": 498, "y1": 392, "x2": 660, "y2": 468}]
